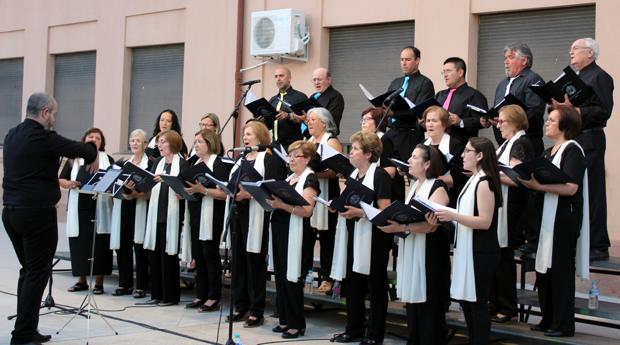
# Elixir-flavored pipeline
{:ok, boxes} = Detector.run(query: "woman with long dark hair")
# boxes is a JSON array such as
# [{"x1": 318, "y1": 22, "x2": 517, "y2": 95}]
[
  {"x1": 59, "y1": 128, "x2": 114, "y2": 294},
  {"x1": 146, "y1": 109, "x2": 188, "y2": 160},
  {"x1": 435, "y1": 137, "x2": 502, "y2": 345}
]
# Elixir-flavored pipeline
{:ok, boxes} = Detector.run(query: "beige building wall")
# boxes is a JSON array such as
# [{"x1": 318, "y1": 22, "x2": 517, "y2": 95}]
[{"x1": 1, "y1": 0, "x2": 619, "y2": 244}]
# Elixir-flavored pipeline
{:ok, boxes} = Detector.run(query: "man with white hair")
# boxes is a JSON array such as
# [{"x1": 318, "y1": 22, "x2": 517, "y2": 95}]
[
  {"x1": 486, "y1": 42, "x2": 546, "y2": 155},
  {"x1": 309, "y1": 67, "x2": 345, "y2": 136},
  {"x1": 566, "y1": 37, "x2": 614, "y2": 260}
]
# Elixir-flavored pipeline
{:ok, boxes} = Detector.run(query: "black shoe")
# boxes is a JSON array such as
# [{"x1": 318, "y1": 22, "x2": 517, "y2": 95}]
[
  {"x1": 32, "y1": 331, "x2": 51, "y2": 343},
  {"x1": 272, "y1": 325, "x2": 288, "y2": 333},
  {"x1": 226, "y1": 311, "x2": 247, "y2": 323},
  {"x1": 590, "y1": 248, "x2": 609, "y2": 261},
  {"x1": 112, "y1": 287, "x2": 133, "y2": 296},
  {"x1": 330, "y1": 332, "x2": 363, "y2": 343},
  {"x1": 360, "y1": 338, "x2": 382, "y2": 345},
  {"x1": 198, "y1": 300, "x2": 220, "y2": 312},
  {"x1": 282, "y1": 328, "x2": 305, "y2": 339},
  {"x1": 491, "y1": 314, "x2": 514, "y2": 323},
  {"x1": 244, "y1": 316, "x2": 264, "y2": 328},
  {"x1": 140, "y1": 299, "x2": 161, "y2": 305},
  {"x1": 544, "y1": 329, "x2": 574, "y2": 337},
  {"x1": 185, "y1": 299, "x2": 205, "y2": 309},
  {"x1": 530, "y1": 324, "x2": 547, "y2": 332},
  {"x1": 158, "y1": 301, "x2": 178, "y2": 307},
  {"x1": 10, "y1": 341, "x2": 43, "y2": 345}
]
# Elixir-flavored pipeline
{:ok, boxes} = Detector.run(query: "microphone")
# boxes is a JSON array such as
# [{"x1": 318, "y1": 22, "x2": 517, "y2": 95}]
[
  {"x1": 240, "y1": 79, "x2": 261, "y2": 86},
  {"x1": 229, "y1": 144, "x2": 270, "y2": 153},
  {"x1": 384, "y1": 87, "x2": 403, "y2": 104}
]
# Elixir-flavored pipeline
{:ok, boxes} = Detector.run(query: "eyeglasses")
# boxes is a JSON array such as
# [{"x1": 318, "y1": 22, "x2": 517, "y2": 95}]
[
  {"x1": 360, "y1": 117, "x2": 374, "y2": 124},
  {"x1": 497, "y1": 119, "x2": 508, "y2": 125},
  {"x1": 463, "y1": 148, "x2": 476, "y2": 154},
  {"x1": 289, "y1": 154, "x2": 306, "y2": 160},
  {"x1": 569, "y1": 45, "x2": 589, "y2": 53}
]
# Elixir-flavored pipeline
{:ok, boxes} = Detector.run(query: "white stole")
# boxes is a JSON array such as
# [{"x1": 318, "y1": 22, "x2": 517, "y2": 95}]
[
  {"x1": 495, "y1": 130, "x2": 526, "y2": 248},
  {"x1": 66, "y1": 152, "x2": 112, "y2": 238},
  {"x1": 397, "y1": 178, "x2": 434, "y2": 303},
  {"x1": 222, "y1": 152, "x2": 267, "y2": 253},
  {"x1": 143, "y1": 155, "x2": 181, "y2": 255},
  {"x1": 535, "y1": 141, "x2": 590, "y2": 279},
  {"x1": 331, "y1": 163, "x2": 377, "y2": 278},
  {"x1": 310, "y1": 132, "x2": 332, "y2": 231},
  {"x1": 450, "y1": 170, "x2": 485, "y2": 302},
  {"x1": 110, "y1": 154, "x2": 149, "y2": 249},
  {"x1": 286, "y1": 168, "x2": 313, "y2": 282}
]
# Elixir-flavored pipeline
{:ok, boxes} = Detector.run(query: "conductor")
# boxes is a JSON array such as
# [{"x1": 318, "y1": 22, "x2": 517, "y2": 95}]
[{"x1": 2, "y1": 92, "x2": 97, "y2": 345}]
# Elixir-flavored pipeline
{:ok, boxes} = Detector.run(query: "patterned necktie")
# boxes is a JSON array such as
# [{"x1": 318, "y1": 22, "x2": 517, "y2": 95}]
[
  {"x1": 442, "y1": 88, "x2": 456, "y2": 110},
  {"x1": 313, "y1": 92, "x2": 321, "y2": 100},
  {"x1": 274, "y1": 92, "x2": 287, "y2": 141},
  {"x1": 400, "y1": 75, "x2": 410, "y2": 98}
]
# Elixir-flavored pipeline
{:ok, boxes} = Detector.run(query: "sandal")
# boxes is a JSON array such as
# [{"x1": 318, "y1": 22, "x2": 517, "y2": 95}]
[
  {"x1": 93, "y1": 285, "x2": 104, "y2": 295},
  {"x1": 133, "y1": 289, "x2": 146, "y2": 298},
  {"x1": 67, "y1": 282, "x2": 88, "y2": 292},
  {"x1": 112, "y1": 287, "x2": 133, "y2": 296}
]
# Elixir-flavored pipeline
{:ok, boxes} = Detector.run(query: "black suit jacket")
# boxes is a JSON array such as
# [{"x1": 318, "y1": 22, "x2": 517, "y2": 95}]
[
  {"x1": 435, "y1": 83, "x2": 488, "y2": 143},
  {"x1": 267, "y1": 86, "x2": 307, "y2": 148},
  {"x1": 577, "y1": 61, "x2": 614, "y2": 130}
]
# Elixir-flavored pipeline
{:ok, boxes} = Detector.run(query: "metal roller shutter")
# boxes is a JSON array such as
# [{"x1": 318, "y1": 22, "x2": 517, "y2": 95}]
[
  {"x1": 0, "y1": 58, "x2": 23, "y2": 145},
  {"x1": 329, "y1": 21, "x2": 415, "y2": 144},
  {"x1": 53, "y1": 52, "x2": 97, "y2": 141},
  {"x1": 477, "y1": 6, "x2": 595, "y2": 143},
  {"x1": 128, "y1": 44, "x2": 185, "y2": 140}
]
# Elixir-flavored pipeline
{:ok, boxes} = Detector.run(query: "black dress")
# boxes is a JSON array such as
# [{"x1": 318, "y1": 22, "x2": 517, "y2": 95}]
[
  {"x1": 342, "y1": 167, "x2": 393, "y2": 343},
  {"x1": 230, "y1": 153, "x2": 286, "y2": 318},
  {"x1": 148, "y1": 157, "x2": 188, "y2": 304},
  {"x1": 405, "y1": 180, "x2": 451, "y2": 345},
  {"x1": 270, "y1": 173, "x2": 320, "y2": 330},
  {"x1": 116, "y1": 158, "x2": 153, "y2": 292},
  {"x1": 456, "y1": 176, "x2": 500, "y2": 345},
  {"x1": 536, "y1": 143, "x2": 586, "y2": 334},
  {"x1": 187, "y1": 157, "x2": 230, "y2": 301},
  {"x1": 60, "y1": 156, "x2": 115, "y2": 277}
]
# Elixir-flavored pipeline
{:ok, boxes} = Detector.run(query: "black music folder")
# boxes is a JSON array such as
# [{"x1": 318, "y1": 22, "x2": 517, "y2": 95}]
[
  {"x1": 509, "y1": 157, "x2": 571, "y2": 185},
  {"x1": 389, "y1": 157, "x2": 410, "y2": 173},
  {"x1": 160, "y1": 174, "x2": 196, "y2": 201},
  {"x1": 204, "y1": 172, "x2": 234, "y2": 196},
  {"x1": 245, "y1": 97, "x2": 279, "y2": 120},
  {"x1": 80, "y1": 170, "x2": 107, "y2": 194},
  {"x1": 110, "y1": 173, "x2": 132, "y2": 199},
  {"x1": 467, "y1": 94, "x2": 528, "y2": 120},
  {"x1": 529, "y1": 66, "x2": 593, "y2": 106},
  {"x1": 241, "y1": 179, "x2": 309, "y2": 212},
  {"x1": 330, "y1": 177, "x2": 376, "y2": 213},
  {"x1": 121, "y1": 161, "x2": 157, "y2": 193},
  {"x1": 179, "y1": 162, "x2": 214, "y2": 188},
  {"x1": 289, "y1": 97, "x2": 322, "y2": 115},
  {"x1": 359, "y1": 84, "x2": 413, "y2": 111},
  {"x1": 393, "y1": 98, "x2": 442, "y2": 120},
  {"x1": 361, "y1": 200, "x2": 426, "y2": 226},
  {"x1": 320, "y1": 144, "x2": 354, "y2": 176},
  {"x1": 227, "y1": 161, "x2": 263, "y2": 192}
]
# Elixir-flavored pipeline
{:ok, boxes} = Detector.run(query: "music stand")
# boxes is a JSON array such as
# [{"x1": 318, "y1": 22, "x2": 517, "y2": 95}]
[{"x1": 56, "y1": 169, "x2": 121, "y2": 343}]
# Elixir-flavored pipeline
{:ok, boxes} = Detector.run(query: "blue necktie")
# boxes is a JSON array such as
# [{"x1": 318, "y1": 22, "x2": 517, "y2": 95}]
[
  {"x1": 399, "y1": 75, "x2": 410, "y2": 98},
  {"x1": 313, "y1": 92, "x2": 321, "y2": 99}
]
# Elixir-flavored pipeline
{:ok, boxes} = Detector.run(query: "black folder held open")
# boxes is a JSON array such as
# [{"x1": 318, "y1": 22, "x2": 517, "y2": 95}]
[
  {"x1": 240, "y1": 179, "x2": 309, "y2": 212},
  {"x1": 500, "y1": 157, "x2": 571, "y2": 185},
  {"x1": 330, "y1": 177, "x2": 376, "y2": 213},
  {"x1": 529, "y1": 66, "x2": 593, "y2": 106}
]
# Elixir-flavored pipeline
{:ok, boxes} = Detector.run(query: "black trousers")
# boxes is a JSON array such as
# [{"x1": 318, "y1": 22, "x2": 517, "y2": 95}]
[
  {"x1": 3, "y1": 207, "x2": 58, "y2": 344},
  {"x1": 406, "y1": 299, "x2": 447, "y2": 345},
  {"x1": 191, "y1": 226, "x2": 222, "y2": 301},
  {"x1": 577, "y1": 129, "x2": 610, "y2": 250},
  {"x1": 488, "y1": 247, "x2": 517, "y2": 317},
  {"x1": 134, "y1": 243, "x2": 150, "y2": 291},
  {"x1": 343, "y1": 228, "x2": 393, "y2": 342},
  {"x1": 116, "y1": 212, "x2": 135, "y2": 289},
  {"x1": 315, "y1": 212, "x2": 337, "y2": 283},
  {"x1": 272, "y1": 221, "x2": 314, "y2": 329},
  {"x1": 148, "y1": 222, "x2": 180, "y2": 303},
  {"x1": 231, "y1": 208, "x2": 268, "y2": 317}
]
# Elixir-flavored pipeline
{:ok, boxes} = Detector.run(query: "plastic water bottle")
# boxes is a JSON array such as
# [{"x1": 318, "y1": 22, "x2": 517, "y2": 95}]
[
  {"x1": 305, "y1": 270, "x2": 314, "y2": 294},
  {"x1": 233, "y1": 332, "x2": 243, "y2": 345},
  {"x1": 332, "y1": 281, "x2": 341, "y2": 301},
  {"x1": 589, "y1": 280, "x2": 600, "y2": 310}
]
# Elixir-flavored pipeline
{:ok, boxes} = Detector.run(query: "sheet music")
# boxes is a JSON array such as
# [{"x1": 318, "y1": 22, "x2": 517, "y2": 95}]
[
  {"x1": 204, "y1": 172, "x2": 233, "y2": 196},
  {"x1": 313, "y1": 196, "x2": 332, "y2": 207},
  {"x1": 360, "y1": 201, "x2": 380, "y2": 220},
  {"x1": 553, "y1": 71, "x2": 567, "y2": 83},
  {"x1": 273, "y1": 144, "x2": 289, "y2": 164},
  {"x1": 358, "y1": 83, "x2": 374, "y2": 101},
  {"x1": 466, "y1": 104, "x2": 487, "y2": 114},
  {"x1": 320, "y1": 142, "x2": 348, "y2": 161},
  {"x1": 404, "y1": 97, "x2": 415, "y2": 108},
  {"x1": 244, "y1": 90, "x2": 259, "y2": 105}
]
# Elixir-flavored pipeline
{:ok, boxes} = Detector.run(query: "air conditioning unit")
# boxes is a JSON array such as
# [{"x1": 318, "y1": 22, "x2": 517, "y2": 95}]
[{"x1": 251, "y1": 9, "x2": 307, "y2": 57}]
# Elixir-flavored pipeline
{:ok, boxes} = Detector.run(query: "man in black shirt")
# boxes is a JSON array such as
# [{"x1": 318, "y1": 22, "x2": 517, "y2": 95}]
[
  {"x1": 309, "y1": 67, "x2": 345, "y2": 136},
  {"x1": 267, "y1": 66, "x2": 307, "y2": 149},
  {"x1": 385, "y1": 46, "x2": 435, "y2": 161},
  {"x1": 564, "y1": 38, "x2": 614, "y2": 260},
  {"x1": 2, "y1": 92, "x2": 97, "y2": 345},
  {"x1": 435, "y1": 57, "x2": 488, "y2": 144},
  {"x1": 484, "y1": 43, "x2": 545, "y2": 155}
]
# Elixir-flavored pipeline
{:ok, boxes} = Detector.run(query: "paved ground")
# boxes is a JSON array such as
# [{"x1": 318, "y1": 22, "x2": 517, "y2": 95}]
[{"x1": 1, "y1": 219, "x2": 620, "y2": 344}]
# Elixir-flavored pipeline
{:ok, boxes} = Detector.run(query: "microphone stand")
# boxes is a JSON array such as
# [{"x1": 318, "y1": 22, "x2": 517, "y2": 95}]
[
  {"x1": 220, "y1": 150, "x2": 249, "y2": 345},
  {"x1": 375, "y1": 96, "x2": 398, "y2": 135}
]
